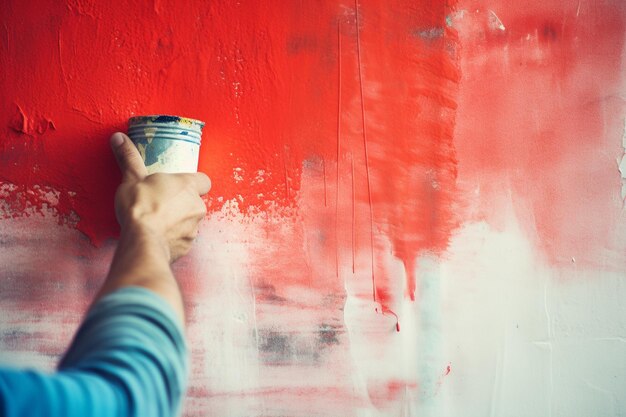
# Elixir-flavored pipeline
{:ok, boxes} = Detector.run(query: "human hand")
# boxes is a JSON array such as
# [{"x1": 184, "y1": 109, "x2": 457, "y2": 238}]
[{"x1": 110, "y1": 132, "x2": 211, "y2": 262}]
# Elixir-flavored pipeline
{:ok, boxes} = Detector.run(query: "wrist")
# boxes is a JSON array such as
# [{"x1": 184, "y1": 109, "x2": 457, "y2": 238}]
[
  {"x1": 97, "y1": 215, "x2": 183, "y2": 322},
  {"x1": 106, "y1": 220, "x2": 174, "y2": 288},
  {"x1": 120, "y1": 218, "x2": 171, "y2": 262}
]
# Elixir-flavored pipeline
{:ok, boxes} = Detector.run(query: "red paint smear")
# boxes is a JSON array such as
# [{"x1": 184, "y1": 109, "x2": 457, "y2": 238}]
[
  {"x1": 366, "y1": 379, "x2": 418, "y2": 410},
  {"x1": 338, "y1": 0, "x2": 460, "y2": 311},
  {"x1": 0, "y1": 1, "x2": 340, "y2": 244},
  {"x1": 454, "y1": 0, "x2": 626, "y2": 269}
]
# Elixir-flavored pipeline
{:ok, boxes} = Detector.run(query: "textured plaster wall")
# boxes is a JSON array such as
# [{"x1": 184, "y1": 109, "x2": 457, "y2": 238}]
[{"x1": 1, "y1": 1, "x2": 625, "y2": 416}]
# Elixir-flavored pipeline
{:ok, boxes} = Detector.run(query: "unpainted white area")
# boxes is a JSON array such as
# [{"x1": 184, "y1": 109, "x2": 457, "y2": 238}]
[
  {"x1": 0, "y1": 190, "x2": 624, "y2": 417},
  {"x1": 341, "y1": 202, "x2": 625, "y2": 417}
]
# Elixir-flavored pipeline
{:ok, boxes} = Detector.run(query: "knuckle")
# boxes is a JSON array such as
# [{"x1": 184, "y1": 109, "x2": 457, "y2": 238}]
[{"x1": 146, "y1": 173, "x2": 164, "y2": 183}]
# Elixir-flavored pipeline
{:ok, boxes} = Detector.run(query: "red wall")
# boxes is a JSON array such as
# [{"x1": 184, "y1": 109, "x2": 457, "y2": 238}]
[{"x1": 2, "y1": 0, "x2": 624, "y2": 264}]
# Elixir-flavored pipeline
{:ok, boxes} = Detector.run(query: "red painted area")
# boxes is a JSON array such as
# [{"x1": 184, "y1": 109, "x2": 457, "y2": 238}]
[
  {"x1": 348, "y1": 0, "x2": 460, "y2": 306},
  {"x1": 0, "y1": 0, "x2": 462, "y2": 313},
  {"x1": 454, "y1": 0, "x2": 626, "y2": 268},
  {"x1": 366, "y1": 379, "x2": 419, "y2": 410},
  {"x1": 1, "y1": 0, "x2": 621, "y2": 322}
]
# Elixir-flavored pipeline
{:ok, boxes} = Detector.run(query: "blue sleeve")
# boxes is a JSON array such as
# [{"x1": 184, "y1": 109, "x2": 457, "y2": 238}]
[{"x1": 0, "y1": 287, "x2": 188, "y2": 417}]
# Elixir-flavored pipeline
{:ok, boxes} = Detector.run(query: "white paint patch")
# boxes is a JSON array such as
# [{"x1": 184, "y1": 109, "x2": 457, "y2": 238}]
[
  {"x1": 0, "y1": 181, "x2": 79, "y2": 225},
  {"x1": 1, "y1": 162, "x2": 625, "y2": 417},
  {"x1": 340, "y1": 193, "x2": 626, "y2": 416}
]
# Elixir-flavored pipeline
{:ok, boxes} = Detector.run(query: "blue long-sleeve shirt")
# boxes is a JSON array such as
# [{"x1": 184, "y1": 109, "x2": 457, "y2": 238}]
[{"x1": 0, "y1": 287, "x2": 188, "y2": 417}]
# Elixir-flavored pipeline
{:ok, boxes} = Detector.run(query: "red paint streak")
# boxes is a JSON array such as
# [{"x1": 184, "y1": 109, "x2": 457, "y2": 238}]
[
  {"x1": 351, "y1": 154, "x2": 356, "y2": 274},
  {"x1": 454, "y1": 0, "x2": 626, "y2": 269},
  {"x1": 335, "y1": 22, "x2": 343, "y2": 280},
  {"x1": 342, "y1": 0, "x2": 460, "y2": 312},
  {"x1": 445, "y1": 363, "x2": 451, "y2": 376},
  {"x1": 353, "y1": 0, "x2": 377, "y2": 303}
]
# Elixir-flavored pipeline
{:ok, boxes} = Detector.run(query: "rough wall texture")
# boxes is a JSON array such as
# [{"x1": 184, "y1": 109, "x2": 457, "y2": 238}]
[{"x1": 1, "y1": 0, "x2": 625, "y2": 416}]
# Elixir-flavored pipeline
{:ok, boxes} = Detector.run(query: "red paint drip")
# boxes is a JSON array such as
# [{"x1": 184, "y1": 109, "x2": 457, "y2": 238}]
[
  {"x1": 335, "y1": 21, "x2": 342, "y2": 280},
  {"x1": 343, "y1": 0, "x2": 461, "y2": 313},
  {"x1": 353, "y1": 0, "x2": 377, "y2": 304},
  {"x1": 375, "y1": 305, "x2": 401, "y2": 332}
]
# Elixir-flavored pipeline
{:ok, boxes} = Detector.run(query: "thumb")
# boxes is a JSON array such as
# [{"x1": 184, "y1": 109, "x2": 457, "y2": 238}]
[{"x1": 110, "y1": 132, "x2": 148, "y2": 182}]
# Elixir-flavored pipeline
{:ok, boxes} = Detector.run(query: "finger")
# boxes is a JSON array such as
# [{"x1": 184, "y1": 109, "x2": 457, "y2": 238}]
[
  {"x1": 172, "y1": 217, "x2": 202, "y2": 239},
  {"x1": 190, "y1": 172, "x2": 212, "y2": 195},
  {"x1": 110, "y1": 132, "x2": 148, "y2": 182}
]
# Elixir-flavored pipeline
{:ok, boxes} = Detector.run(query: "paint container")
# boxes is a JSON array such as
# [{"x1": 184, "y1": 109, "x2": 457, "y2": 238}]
[{"x1": 127, "y1": 115, "x2": 204, "y2": 174}]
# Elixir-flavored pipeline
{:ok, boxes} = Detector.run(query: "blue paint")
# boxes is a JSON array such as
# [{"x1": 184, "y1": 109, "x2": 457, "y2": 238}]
[
  {"x1": 127, "y1": 114, "x2": 204, "y2": 169},
  {"x1": 132, "y1": 137, "x2": 175, "y2": 166}
]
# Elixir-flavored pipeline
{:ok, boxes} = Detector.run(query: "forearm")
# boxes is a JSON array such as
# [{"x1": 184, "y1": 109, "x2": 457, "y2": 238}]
[
  {"x1": 96, "y1": 222, "x2": 184, "y2": 322},
  {"x1": 1, "y1": 287, "x2": 188, "y2": 417}
]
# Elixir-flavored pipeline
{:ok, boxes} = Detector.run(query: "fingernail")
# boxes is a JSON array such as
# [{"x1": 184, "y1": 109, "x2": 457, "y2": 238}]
[{"x1": 110, "y1": 132, "x2": 125, "y2": 148}]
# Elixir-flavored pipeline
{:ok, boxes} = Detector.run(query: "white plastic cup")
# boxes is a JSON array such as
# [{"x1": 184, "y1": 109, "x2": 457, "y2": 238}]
[{"x1": 127, "y1": 115, "x2": 205, "y2": 174}]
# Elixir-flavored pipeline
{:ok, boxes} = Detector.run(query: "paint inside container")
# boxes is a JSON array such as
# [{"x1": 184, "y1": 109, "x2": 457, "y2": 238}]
[{"x1": 127, "y1": 115, "x2": 205, "y2": 174}]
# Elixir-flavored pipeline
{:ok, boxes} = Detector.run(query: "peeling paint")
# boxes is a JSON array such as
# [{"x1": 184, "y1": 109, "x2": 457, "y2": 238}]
[{"x1": 8, "y1": 105, "x2": 56, "y2": 137}]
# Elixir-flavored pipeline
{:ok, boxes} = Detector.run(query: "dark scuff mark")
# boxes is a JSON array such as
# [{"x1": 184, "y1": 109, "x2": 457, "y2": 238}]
[
  {"x1": 316, "y1": 323, "x2": 340, "y2": 347},
  {"x1": 258, "y1": 329, "x2": 293, "y2": 364},
  {"x1": 0, "y1": 329, "x2": 37, "y2": 351},
  {"x1": 542, "y1": 23, "x2": 558, "y2": 42},
  {"x1": 259, "y1": 330, "x2": 290, "y2": 353},
  {"x1": 257, "y1": 328, "x2": 334, "y2": 365}
]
